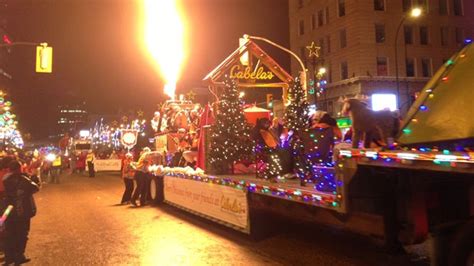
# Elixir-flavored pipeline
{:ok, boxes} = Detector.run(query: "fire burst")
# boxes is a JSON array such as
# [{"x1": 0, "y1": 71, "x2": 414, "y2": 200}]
[{"x1": 143, "y1": 0, "x2": 186, "y2": 100}]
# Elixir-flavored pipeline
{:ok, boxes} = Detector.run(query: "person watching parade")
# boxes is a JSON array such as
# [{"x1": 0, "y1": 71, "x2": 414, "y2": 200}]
[
  {"x1": 86, "y1": 150, "x2": 96, "y2": 178},
  {"x1": 50, "y1": 152, "x2": 62, "y2": 184},
  {"x1": 3, "y1": 160, "x2": 40, "y2": 265},
  {"x1": 130, "y1": 147, "x2": 152, "y2": 207},
  {"x1": 120, "y1": 153, "x2": 135, "y2": 205}
]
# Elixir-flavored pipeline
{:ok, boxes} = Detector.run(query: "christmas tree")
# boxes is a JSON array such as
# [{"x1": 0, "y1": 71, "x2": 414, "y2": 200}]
[
  {"x1": 0, "y1": 91, "x2": 23, "y2": 149},
  {"x1": 209, "y1": 76, "x2": 252, "y2": 174},
  {"x1": 284, "y1": 77, "x2": 309, "y2": 132},
  {"x1": 283, "y1": 77, "x2": 311, "y2": 185}
]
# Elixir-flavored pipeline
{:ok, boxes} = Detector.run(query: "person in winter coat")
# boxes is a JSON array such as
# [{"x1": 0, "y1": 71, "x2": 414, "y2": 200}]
[
  {"x1": 130, "y1": 147, "x2": 152, "y2": 207},
  {"x1": 120, "y1": 153, "x2": 135, "y2": 204},
  {"x1": 86, "y1": 150, "x2": 95, "y2": 177},
  {"x1": 3, "y1": 160, "x2": 40, "y2": 265}
]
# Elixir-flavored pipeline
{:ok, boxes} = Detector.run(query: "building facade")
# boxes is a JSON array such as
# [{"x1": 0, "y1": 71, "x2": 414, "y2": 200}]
[{"x1": 289, "y1": 0, "x2": 474, "y2": 116}]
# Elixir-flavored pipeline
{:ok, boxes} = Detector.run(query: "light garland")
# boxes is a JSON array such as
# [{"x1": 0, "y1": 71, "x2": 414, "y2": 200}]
[
  {"x1": 159, "y1": 167, "x2": 341, "y2": 209},
  {"x1": 339, "y1": 149, "x2": 474, "y2": 166}
]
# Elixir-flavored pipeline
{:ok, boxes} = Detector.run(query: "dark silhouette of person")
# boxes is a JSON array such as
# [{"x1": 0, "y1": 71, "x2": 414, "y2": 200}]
[{"x1": 3, "y1": 160, "x2": 40, "y2": 265}]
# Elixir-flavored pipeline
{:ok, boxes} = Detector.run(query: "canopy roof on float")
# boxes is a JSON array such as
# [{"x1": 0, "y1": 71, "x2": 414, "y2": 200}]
[
  {"x1": 397, "y1": 43, "x2": 474, "y2": 145},
  {"x1": 203, "y1": 38, "x2": 294, "y2": 101}
]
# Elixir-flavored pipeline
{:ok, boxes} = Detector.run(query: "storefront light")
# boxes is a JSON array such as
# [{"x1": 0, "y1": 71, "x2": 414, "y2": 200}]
[{"x1": 371, "y1": 93, "x2": 397, "y2": 111}]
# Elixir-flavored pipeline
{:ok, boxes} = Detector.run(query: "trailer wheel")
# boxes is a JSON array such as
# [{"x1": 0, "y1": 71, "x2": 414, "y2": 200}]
[{"x1": 449, "y1": 221, "x2": 474, "y2": 266}]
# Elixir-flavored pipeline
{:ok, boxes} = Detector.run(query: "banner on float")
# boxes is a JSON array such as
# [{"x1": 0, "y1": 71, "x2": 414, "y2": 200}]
[
  {"x1": 164, "y1": 176, "x2": 249, "y2": 230},
  {"x1": 92, "y1": 159, "x2": 122, "y2": 172}
]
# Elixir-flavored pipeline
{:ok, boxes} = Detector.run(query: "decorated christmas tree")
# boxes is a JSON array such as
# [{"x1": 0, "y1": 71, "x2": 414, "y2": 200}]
[
  {"x1": 283, "y1": 77, "x2": 311, "y2": 185},
  {"x1": 0, "y1": 91, "x2": 23, "y2": 149},
  {"x1": 284, "y1": 77, "x2": 309, "y2": 132},
  {"x1": 209, "y1": 76, "x2": 252, "y2": 174}
]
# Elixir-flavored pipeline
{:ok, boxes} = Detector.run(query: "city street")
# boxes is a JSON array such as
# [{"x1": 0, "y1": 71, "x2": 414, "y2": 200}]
[{"x1": 16, "y1": 172, "x2": 428, "y2": 265}]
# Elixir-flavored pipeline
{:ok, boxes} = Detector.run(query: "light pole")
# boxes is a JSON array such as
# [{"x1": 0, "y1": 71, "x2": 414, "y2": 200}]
[
  {"x1": 394, "y1": 7, "x2": 422, "y2": 111},
  {"x1": 306, "y1": 41, "x2": 324, "y2": 106}
]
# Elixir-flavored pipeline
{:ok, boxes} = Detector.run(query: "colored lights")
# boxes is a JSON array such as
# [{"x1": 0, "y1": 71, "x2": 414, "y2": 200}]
[
  {"x1": 419, "y1": 105, "x2": 428, "y2": 111},
  {"x1": 163, "y1": 170, "x2": 340, "y2": 209},
  {"x1": 339, "y1": 149, "x2": 473, "y2": 165},
  {"x1": 397, "y1": 153, "x2": 419, "y2": 160}
]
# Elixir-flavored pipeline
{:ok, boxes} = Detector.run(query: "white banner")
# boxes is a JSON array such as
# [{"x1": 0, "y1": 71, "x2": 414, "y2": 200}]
[
  {"x1": 92, "y1": 159, "x2": 122, "y2": 172},
  {"x1": 164, "y1": 176, "x2": 248, "y2": 230}
]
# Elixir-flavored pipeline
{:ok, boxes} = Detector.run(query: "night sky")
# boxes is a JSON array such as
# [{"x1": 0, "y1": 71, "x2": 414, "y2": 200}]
[{"x1": 1, "y1": 0, "x2": 289, "y2": 140}]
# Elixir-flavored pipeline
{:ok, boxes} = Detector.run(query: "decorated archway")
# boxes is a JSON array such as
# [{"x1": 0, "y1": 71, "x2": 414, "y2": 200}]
[{"x1": 203, "y1": 38, "x2": 294, "y2": 104}]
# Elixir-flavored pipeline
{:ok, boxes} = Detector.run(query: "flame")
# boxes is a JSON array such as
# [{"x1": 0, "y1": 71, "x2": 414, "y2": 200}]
[{"x1": 143, "y1": 0, "x2": 186, "y2": 99}]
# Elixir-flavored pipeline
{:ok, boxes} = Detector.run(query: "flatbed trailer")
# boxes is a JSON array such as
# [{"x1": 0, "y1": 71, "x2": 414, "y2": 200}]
[{"x1": 150, "y1": 149, "x2": 472, "y2": 265}]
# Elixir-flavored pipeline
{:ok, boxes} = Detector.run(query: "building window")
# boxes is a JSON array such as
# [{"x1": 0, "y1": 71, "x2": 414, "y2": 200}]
[
  {"x1": 311, "y1": 14, "x2": 316, "y2": 30},
  {"x1": 376, "y1": 57, "x2": 388, "y2": 76},
  {"x1": 341, "y1": 61, "x2": 348, "y2": 80},
  {"x1": 375, "y1": 24, "x2": 385, "y2": 43},
  {"x1": 340, "y1": 29, "x2": 347, "y2": 48},
  {"x1": 327, "y1": 101, "x2": 334, "y2": 116},
  {"x1": 338, "y1": 0, "x2": 345, "y2": 17},
  {"x1": 299, "y1": 19, "x2": 305, "y2": 36},
  {"x1": 419, "y1": 26, "x2": 429, "y2": 45},
  {"x1": 328, "y1": 64, "x2": 332, "y2": 83},
  {"x1": 300, "y1": 46, "x2": 307, "y2": 63},
  {"x1": 453, "y1": 0, "x2": 463, "y2": 16},
  {"x1": 318, "y1": 10, "x2": 324, "y2": 27},
  {"x1": 325, "y1": 7, "x2": 330, "y2": 24},
  {"x1": 439, "y1": 0, "x2": 448, "y2": 15},
  {"x1": 415, "y1": 0, "x2": 429, "y2": 13},
  {"x1": 404, "y1": 25, "x2": 413, "y2": 44},
  {"x1": 455, "y1": 27, "x2": 464, "y2": 43},
  {"x1": 406, "y1": 58, "x2": 415, "y2": 77},
  {"x1": 319, "y1": 38, "x2": 325, "y2": 56},
  {"x1": 298, "y1": 0, "x2": 304, "y2": 9},
  {"x1": 374, "y1": 0, "x2": 385, "y2": 11},
  {"x1": 402, "y1": 0, "x2": 412, "y2": 12},
  {"x1": 326, "y1": 35, "x2": 331, "y2": 53},
  {"x1": 421, "y1": 58, "x2": 432, "y2": 77},
  {"x1": 440, "y1": 26, "x2": 449, "y2": 46}
]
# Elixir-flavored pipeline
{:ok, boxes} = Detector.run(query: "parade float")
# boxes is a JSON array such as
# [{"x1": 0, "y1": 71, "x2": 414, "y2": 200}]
[
  {"x1": 145, "y1": 38, "x2": 474, "y2": 264},
  {"x1": 138, "y1": 1, "x2": 473, "y2": 263}
]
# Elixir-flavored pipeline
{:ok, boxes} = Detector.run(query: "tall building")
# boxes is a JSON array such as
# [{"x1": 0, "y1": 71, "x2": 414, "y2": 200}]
[
  {"x1": 289, "y1": 0, "x2": 474, "y2": 116},
  {"x1": 56, "y1": 102, "x2": 88, "y2": 137}
]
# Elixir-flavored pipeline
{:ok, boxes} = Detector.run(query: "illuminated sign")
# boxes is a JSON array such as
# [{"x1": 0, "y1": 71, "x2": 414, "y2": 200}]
[
  {"x1": 230, "y1": 65, "x2": 274, "y2": 80},
  {"x1": 121, "y1": 130, "x2": 138, "y2": 148}
]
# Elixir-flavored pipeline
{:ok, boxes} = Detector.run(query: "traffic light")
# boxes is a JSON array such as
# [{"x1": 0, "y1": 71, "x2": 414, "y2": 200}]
[
  {"x1": 36, "y1": 43, "x2": 53, "y2": 73},
  {"x1": 266, "y1": 94, "x2": 273, "y2": 109}
]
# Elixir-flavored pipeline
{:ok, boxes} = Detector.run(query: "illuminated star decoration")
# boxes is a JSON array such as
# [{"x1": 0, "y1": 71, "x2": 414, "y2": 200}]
[
  {"x1": 306, "y1": 42, "x2": 321, "y2": 58},
  {"x1": 137, "y1": 110, "x2": 144, "y2": 118},
  {"x1": 186, "y1": 91, "x2": 196, "y2": 101}
]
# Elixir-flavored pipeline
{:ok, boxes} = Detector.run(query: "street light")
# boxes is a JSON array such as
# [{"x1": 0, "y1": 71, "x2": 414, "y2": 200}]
[{"x1": 394, "y1": 7, "x2": 422, "y2": 112}]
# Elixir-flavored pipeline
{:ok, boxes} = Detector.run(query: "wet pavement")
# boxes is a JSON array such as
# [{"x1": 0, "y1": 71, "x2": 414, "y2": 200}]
[{"x1": 18, "y1": 171, "x2": 428, "y2": 265}]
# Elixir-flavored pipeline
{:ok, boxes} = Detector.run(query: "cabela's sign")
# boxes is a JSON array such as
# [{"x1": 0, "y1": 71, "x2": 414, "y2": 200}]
[{"x1": 229, "y1": 65, "x2": 274, "y2": 80}]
